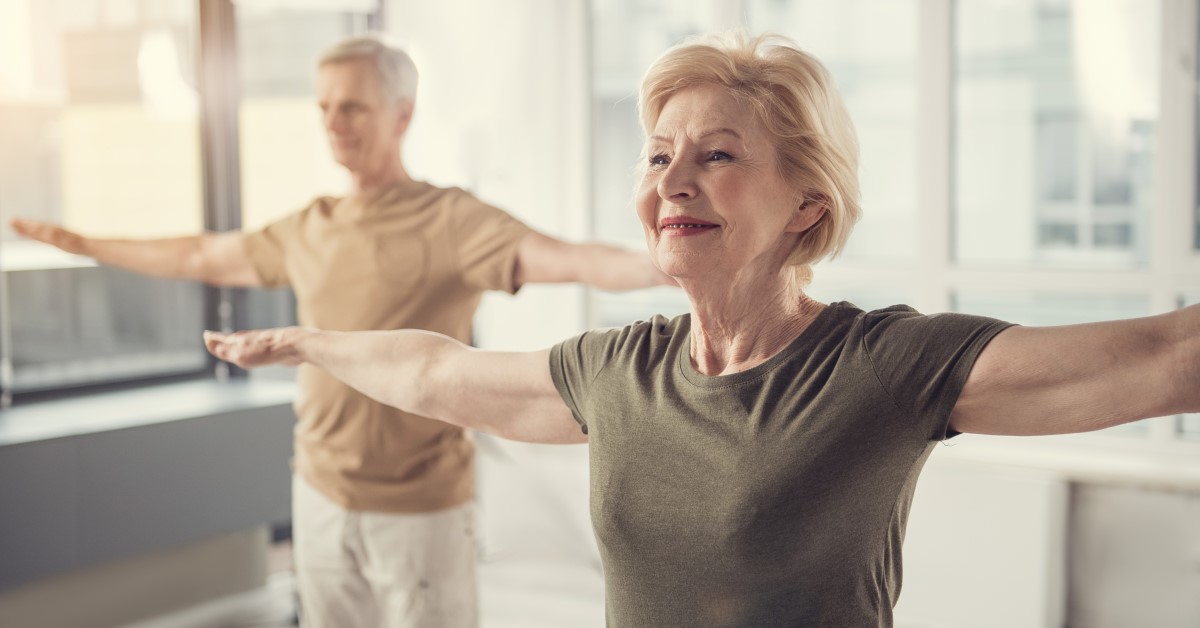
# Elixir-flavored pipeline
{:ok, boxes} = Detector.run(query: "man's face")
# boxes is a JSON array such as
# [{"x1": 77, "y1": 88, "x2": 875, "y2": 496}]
[{"x1": 316, "y1": 60, "x2": 410, "y2": 173}]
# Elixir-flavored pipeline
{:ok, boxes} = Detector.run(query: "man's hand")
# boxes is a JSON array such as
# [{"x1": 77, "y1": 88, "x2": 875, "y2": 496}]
[
  {"x1": 514, "y1": 232, "x2": 678, "y2": 291},
  {"x1": 204, "y1": 328, "x2": 307, "y2": 369},
  {"x1": 10, "y1": 218, "x2": 88, "y2": 256}
]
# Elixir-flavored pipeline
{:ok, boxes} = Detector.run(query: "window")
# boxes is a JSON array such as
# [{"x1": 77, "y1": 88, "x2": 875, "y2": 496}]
[
  {"x1": 0, "y1": 0, "x2": 207, "y2": 394},
  {"x1": 954, "y1": 0, "x2": 1158, "y2": 269},
  {"x1": 946, "y1": 0, "x2": 1196, "y2": 445},
  {"x1": 236, "y1": 2, "x2": 368, "y2": 231}
]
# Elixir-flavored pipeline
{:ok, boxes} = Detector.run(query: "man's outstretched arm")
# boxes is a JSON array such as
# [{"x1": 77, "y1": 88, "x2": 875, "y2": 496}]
[
  {"x1": 10, "y1": 218, "x2": 262, "y2": 287},
  {"x1": 512, "y1": 231, "x2": 673, "y2": 291}
]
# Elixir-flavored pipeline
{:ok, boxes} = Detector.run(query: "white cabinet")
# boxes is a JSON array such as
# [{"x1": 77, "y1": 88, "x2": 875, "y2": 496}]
[
  {"x1": 894, "y1": 455, "x2": 1068, "y2": 628},
  {"x1": 1068, "y1": 485, "x2": 1200, "y2": 628},
  {"x1": 896, "y1": 452, "x2": 1200, "y2": 628}
]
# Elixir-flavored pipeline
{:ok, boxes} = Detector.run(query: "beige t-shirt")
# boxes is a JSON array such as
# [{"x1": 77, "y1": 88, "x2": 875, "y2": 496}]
[
  {"x1": 549, "y1": 303, "x2": 1013, "y2": 627},
  {"x1": 242, "y1": 181, "x2": 531, "y2": 513}
]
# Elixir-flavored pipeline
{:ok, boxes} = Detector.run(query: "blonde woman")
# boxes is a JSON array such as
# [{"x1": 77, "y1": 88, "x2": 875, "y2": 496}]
[{"x1": 207, "y1": 33, "x2": 1199, "y2": 627}]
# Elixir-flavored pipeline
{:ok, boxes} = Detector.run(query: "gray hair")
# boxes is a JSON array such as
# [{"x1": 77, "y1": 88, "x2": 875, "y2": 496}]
[{"x1": 318, "y1": 34, "x2": 418, "y2": 104}]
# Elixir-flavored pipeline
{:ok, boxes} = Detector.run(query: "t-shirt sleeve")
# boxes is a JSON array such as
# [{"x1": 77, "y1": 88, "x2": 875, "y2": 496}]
[
  {"x1": 862, "y1": 308, "x2": 1015, "y2": 441},
  {"x1": 240, "y1": 211, "x2": 304, "y2": 289},
  {"x1": 448, "y1": 190, "x2": 533, "y2": 294},
  {"x1": 548, "y1": 326, "x2": 630, "y2": 435}
]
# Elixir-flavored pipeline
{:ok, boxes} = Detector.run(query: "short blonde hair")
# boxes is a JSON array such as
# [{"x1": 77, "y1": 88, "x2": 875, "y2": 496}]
[
  {"x1": 639, "y1": 32, "x2": 861, "y2": 283},
  {"x1": 319, "y1": 34, "x2": 418, "y2": 104}
]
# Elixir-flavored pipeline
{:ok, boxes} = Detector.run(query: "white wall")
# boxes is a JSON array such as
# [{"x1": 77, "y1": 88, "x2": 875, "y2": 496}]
[{"x1": 384, "y1": 0, "x2": 599, "y2": 570}]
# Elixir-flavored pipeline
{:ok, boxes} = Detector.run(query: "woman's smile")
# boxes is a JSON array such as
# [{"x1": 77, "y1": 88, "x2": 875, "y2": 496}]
[{"x1": 660, "y1": 215, "x2": 720, "y2": 236}]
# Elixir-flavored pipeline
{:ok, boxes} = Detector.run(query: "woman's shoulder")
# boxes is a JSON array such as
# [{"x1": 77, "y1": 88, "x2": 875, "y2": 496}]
[
  {"x1": 588, "y1": 312, "x2": 689, "y2": 342},
  {"x1": 845, "y1": 302, "x2": 1012, "y2": 348},
  {"x1": 565, "y1": 313, "x2": 690, "y2": 359}
]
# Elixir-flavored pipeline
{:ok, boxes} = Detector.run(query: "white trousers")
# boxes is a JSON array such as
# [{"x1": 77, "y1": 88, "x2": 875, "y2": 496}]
[{"x1": 292, "y1": 475, "x2": 479, "y2": 628}]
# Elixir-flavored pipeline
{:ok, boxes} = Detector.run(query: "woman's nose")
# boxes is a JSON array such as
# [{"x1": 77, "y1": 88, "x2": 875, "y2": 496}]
[{"x1": 657, "y1": 160, "x2": 698, "y2": 201}]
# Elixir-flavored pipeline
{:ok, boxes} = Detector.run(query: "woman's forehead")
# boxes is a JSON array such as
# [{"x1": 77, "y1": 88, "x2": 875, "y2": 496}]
[{"x1": 651, "y1": 86, "x2": 764, "y2": 142}]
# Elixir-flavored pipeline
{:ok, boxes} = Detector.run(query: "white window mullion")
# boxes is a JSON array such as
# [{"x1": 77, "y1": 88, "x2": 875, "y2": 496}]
[
  {"x1": 1158, "y1": 0, "x2": 1198, "y2": 292},
  {"x1": 915, "y1": 0, "x2": 954, "y2": 313},
  {"x1": 1153, "y1": 0, "x2": 1199, "y2": 442}
]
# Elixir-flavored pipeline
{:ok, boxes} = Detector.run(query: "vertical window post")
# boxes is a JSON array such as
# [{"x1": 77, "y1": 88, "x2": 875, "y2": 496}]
[
  {"x1": 0, "y1": 238, "x2": 10, "y2": 409},
  {"x1": 198, "y1": 0, "x2": 247, "y2": 379}
]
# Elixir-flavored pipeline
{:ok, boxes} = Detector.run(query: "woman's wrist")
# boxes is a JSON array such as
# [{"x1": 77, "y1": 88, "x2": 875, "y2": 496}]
[{"x1": 280, "y1": 326, "x2": 316, "y2": 366}]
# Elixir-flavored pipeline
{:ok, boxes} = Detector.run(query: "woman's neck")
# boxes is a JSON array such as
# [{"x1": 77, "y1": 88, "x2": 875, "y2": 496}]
[{"x1": 684, "y1": 271, "x2": 825, "y2": 376}]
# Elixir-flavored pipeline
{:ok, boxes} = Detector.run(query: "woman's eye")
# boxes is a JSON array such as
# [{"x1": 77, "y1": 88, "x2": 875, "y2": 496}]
[
  {"x1": 648, "y1": 154, "x2": 670, "y2": 167},
  {"x1": 707, "y1": 151, "x2": 732, "y2": 162}
]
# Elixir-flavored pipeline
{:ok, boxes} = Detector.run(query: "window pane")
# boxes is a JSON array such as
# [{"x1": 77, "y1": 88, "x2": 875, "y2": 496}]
[
  {"x1": 742, "y1": 0, "x2": 919, "y2": 263},
  {"x1": 953, "y1": 289, "x2": 1152, "y2": 436},
  {"x1": 0, "y1": 0, "x2": 207, "y2": 393},
  {"x1": 236, "y1": 2, "x2": 372, "y2": 231},
  {"x1": 954, "y1": 0, "x2": 1158, "y2": 269}
]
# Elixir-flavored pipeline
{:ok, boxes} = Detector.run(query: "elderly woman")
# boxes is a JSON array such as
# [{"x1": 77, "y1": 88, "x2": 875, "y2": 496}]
[{"x1": 206, "y1": 34, "x2": 1199, "y2": 627}]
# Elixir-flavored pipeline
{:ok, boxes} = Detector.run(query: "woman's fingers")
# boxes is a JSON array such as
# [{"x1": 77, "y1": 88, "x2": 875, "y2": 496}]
[
  {"x1": 203, "y1": 329, "x2": 301, "y2": 368},
  {"x1": 204, "y1": 330, "x2": 264, "y2": 368}
]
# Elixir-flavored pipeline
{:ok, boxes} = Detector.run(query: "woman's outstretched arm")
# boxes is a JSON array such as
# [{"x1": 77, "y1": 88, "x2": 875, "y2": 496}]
[
  {"x1": 950, "y1": 304, "x2": 1200, "y2": 436},
  {"x1": 204, "y1": 327, "x2": 586, "y2": 444}
]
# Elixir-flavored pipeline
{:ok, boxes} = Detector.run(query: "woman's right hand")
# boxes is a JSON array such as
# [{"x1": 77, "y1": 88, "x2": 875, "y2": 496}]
[{"x1": 204, "y1": 327, "x2": 308, "y2": 369}]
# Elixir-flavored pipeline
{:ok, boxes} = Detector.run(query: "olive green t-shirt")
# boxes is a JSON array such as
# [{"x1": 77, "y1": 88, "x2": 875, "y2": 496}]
[{"x1": 549, "y1": 302, "x2": 1013, "y2": 627}]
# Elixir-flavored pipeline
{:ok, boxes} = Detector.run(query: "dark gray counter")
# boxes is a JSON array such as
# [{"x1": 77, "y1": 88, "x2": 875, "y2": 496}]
[{"x1": 0, "y1": 380, "x2": 296, "y2": 591}]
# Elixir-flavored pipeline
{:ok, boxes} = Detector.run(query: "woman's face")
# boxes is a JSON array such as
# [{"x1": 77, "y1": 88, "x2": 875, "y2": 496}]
[{"x1": 636, "y1": 83, "x2": 822, "y2": 283}]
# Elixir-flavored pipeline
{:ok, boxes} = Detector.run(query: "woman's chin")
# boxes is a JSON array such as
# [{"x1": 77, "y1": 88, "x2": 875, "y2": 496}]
[
  {"x1": 653, "y1": 249, "x2": 710, "y2": 277},
  {"x1": 654, "y1": 260, "x2": 694, "y2": 280}
]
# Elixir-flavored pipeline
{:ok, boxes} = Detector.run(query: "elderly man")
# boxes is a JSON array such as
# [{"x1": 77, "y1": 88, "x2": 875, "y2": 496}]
[{"x1": 12, "y1": 34, "x2": 667, "y2": 628}]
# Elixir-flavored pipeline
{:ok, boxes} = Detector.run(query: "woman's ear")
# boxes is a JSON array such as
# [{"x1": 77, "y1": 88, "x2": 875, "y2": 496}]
[{"x1": 786, "y1": 195, "x2": 828, "y2": 234}]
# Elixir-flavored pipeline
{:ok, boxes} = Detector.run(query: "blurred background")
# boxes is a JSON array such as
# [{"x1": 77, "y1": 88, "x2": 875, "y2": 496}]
[{"x1": 0, "y1": 0, "x2": 1198, "y2": 627}]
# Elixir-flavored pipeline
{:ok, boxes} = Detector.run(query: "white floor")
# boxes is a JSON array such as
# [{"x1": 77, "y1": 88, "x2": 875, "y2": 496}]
[
  {"x1": 124, "y1": 556, "x2": 605, "y2": 628},
  {"x1": 122, "y1": 570, "x2": 297, "y2": 628},
  {"x1": 478, "y1": 558, "x2": 605, "y2": 628}
]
